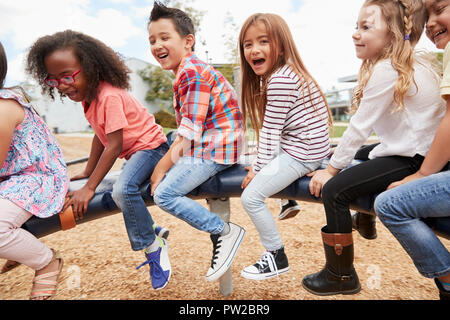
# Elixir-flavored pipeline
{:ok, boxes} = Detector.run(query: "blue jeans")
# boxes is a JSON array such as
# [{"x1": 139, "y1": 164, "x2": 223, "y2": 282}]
[
  {"x1": 153, "y1": 157, "x2": 230, "y2": 234},
  {"x1": 112, "y1": 143, "x2": 169, "y2": 251},
  {"x1": 241, "y1": 152, "x2": 322, "y2": 251},
  {"x1": 374, "y1": 169, "x2": 450, "y2": 278}
]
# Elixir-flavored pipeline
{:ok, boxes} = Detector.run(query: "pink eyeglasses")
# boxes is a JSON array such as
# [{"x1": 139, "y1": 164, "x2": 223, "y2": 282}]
[{"x1": 44, "y1": 70, "x2": 81, "y2": 87}]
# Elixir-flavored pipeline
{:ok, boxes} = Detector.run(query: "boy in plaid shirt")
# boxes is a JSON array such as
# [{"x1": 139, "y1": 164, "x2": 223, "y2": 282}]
[{"x1": 148, "y1": 2, "x2": 245, "y2": 282}]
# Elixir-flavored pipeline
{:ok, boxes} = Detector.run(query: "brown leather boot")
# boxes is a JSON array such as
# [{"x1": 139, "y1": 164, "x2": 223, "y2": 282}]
[
  {"x1": 352, "y1": 211, "x2": 377, "y2": 240},
  {"x1": 302, "y1": 227, "x2": 361, "y2": 296}
]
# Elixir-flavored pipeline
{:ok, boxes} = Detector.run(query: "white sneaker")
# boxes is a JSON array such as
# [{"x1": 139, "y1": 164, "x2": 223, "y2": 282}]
[{"x1": 206, "y1": 222, "x2": 245, "y2": 282}]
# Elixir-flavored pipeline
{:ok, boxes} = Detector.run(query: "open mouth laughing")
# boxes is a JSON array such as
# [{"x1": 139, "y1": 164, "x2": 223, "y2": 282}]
[
  {"x1": 252, "y1": 58, "x2": 266, "y2": 67},
  {"x1": 433, "y1": 28, "x2": 447, "y2": 44},
  {"x1": 158, "y1": 53, "x2": 169, "y2": 59}
]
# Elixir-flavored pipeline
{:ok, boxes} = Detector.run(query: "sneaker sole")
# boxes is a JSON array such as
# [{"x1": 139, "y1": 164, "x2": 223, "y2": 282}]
[
  {"x1": 241, "y1": 266, "x2": 290, "y2": 280},
  {"x1": 278, "y1": 207, "x2": 301, "y2": 220},
  {"x1": 206, "y1": 227, "x2": 245, "y2": 282}
]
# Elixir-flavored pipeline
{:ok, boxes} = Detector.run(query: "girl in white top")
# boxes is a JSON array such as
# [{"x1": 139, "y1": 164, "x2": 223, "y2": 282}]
[
  {"x1": 239, "y1": 13, "x2": 332, "y2": 280},
  {"x1": 302, "y1": 0, "x2": 445, "y2": 296}
]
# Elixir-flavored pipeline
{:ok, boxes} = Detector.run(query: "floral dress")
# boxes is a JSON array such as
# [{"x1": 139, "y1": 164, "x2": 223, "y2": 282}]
[{"x1": 0, "y1": 88, "x2": 69, "y2": 218}]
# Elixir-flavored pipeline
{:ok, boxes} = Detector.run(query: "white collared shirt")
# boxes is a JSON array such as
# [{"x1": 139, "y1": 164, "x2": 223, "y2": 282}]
[{"x1": 330, "y1": 58, "x2": 446, "y2": 170}]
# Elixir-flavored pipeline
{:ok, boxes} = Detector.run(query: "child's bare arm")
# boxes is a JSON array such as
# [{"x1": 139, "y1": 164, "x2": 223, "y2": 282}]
[
  {"x1": 417, "y1": 99, "x2": 450, "y2": 175},
  {"x1": 84, "y1": 130, "x2": 123, "y2": 191},
  {"x1": 71, "y1": 134, "x2": 104, "y2": 180},
  {"x1": 0, "y1": 100, "x2": 24, "y2": 167},
  {"x1": 150, "y1": 135, "x2": 191, "y2": 195},
  {"x1": 64, "y1": 129, "x2": 123, "y2": 218}
]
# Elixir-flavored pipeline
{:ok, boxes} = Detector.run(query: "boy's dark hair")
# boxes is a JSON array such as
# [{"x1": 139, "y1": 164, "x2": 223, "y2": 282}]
[
  {"x1": 26, "y1": 30, "x2": 131, "y2": 102},
  {"x1": 0, "y1": 42, "x2": 7, "y2": 89},
  {"x1": 149, "y1": 1, "x2": 196, "y2": 51}
]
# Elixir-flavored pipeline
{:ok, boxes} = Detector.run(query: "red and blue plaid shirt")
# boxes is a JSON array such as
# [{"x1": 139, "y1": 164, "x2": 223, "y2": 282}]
[{"x1": 173, "y1": 53, "x2": 244, "y2": 164}]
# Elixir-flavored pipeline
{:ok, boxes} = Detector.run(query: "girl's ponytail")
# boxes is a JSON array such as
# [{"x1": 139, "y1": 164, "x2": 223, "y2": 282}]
[{"x1": 391, "y1": 0, "x2": 416, "y2": 112}]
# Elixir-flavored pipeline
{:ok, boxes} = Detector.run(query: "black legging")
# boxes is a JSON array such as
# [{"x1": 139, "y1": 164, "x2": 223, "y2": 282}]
[{"x1": 322, "y1": 145, "x2": 424, "y2": 233}]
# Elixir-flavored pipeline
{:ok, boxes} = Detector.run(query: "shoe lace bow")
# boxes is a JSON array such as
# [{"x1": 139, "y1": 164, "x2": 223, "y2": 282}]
[
  {"x1": 256, "y1": 251, "x2": 279, "y2": 277},
  {"x1": 136, "y1": 250, "x2": 164, "y2": 278}
]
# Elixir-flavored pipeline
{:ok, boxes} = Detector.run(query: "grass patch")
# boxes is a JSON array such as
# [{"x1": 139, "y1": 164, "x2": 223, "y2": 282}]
[
  {"x1": 163, "y1": 127, "x2": 177, "y2": 135},
  {"x1": 333, "y1": 125, "x2": 347, "y2": 138}
]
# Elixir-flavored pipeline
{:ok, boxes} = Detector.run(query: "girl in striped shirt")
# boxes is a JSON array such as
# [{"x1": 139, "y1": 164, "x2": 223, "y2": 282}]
[{"x1": 239, "y1": 13, "x2": 333, "y2": 280}]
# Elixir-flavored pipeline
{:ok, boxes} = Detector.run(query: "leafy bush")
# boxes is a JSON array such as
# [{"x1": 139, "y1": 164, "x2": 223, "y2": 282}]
[
  {"x1": 154, "y1": 109, "x2": 177, "y2": 129},
  {"x1": 139, "y1": 66, "x2": 175, "y2": 102}
]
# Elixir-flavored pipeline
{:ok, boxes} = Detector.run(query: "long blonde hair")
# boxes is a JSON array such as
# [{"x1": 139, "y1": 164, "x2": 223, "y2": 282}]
[
  {"x1": 351, "y1": 0, "x2": 427, "y2": 113},
  {"x1": 238, "y1": 13, "x2": 332, "y2": 140}
]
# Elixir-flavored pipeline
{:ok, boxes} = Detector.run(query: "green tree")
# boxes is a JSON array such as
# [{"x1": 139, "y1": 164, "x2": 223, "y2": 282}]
[
  {"x1": 139, "y1": 65, "x2": 174, "y2": 104},
  {"x1": 215, "y1": 65, "x2": 235, "y2": 85}
]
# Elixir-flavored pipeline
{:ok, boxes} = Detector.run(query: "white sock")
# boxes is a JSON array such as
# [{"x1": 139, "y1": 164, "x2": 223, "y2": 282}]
[
  {"x1": 220, "y1": 222, "x2": 230, "y2": 236},
  {"x1": 144, "y1": 237, "x2": 162, "y2": 254}
]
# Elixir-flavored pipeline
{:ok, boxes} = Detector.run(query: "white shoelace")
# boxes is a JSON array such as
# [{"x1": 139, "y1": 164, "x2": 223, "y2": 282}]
[{"x1": 255, "y1": 251, "x2": 280, "y2": 277}]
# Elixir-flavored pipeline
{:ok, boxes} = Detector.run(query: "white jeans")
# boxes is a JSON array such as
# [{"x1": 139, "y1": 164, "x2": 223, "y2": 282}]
[
  {"x1": 0, "y1": 199, "x2": 52, "y2": 270},
  {"x1": 241, "y1": 152, "x2": 322, "y2": 251}
]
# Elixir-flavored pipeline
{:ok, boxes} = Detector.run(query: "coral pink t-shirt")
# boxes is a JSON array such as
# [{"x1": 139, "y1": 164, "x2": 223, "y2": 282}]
[{"x1": 82, "y1": 82, "x2": 167, "y2": 160}]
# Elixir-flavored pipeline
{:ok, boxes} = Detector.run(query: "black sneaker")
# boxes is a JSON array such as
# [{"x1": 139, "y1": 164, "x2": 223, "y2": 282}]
[
  {"x1": 278, "y1": 200, "x2": 301, "y2": 220},
  {"x1": 241, "y1": 247, "x2": 290, "y2": 280}
]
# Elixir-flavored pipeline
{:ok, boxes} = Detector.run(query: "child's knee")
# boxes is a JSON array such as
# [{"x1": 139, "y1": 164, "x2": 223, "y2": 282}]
[
  {"x1": 241, "y1": 188, "x2": 264, "y2": 214},
  {"x1": 374, "y1": 192, "x2": 408, "y2": 227},
  {"x1": 374, "y1": 193, "x2": 390, "y2": 221},
  {"x1": 0, "y1": 220, "x2": 13, "y2": 246},
  {"x1": 153, "y1": 186, "x2": 171, "y2": 207},
  {"x1": 112, "y1": 181, "x2": 127, "y2": 205},
  {"x1": 321, "y1": 179, "x2": 349, "y2": 206},
  {"x1": 321, "y1": 181, "x2": 336, "y2": 203}
]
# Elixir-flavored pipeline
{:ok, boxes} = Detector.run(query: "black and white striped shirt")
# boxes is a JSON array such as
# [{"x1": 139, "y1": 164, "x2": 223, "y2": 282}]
[{"x1": 253, "y1": 65, "x2": 331, "y2": 173}]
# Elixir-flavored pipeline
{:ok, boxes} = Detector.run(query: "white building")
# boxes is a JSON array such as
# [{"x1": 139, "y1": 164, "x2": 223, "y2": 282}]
[
  {"x1": 125, "y1": 57, "x2": 161, "y2": 114},
  {"x1": 27, "y1": 57, "x2": 160, "y2": 133}
]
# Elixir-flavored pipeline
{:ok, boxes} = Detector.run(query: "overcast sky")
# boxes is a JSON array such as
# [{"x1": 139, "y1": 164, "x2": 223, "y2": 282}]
[{"x1": 0, "y1": 0, "x2": 439, "y2": 91}]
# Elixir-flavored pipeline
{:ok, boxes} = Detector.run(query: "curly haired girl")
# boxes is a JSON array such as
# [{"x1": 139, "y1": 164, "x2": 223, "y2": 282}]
[{"x1": 27, "y1": 30, "x2": 172, "y2": 290}]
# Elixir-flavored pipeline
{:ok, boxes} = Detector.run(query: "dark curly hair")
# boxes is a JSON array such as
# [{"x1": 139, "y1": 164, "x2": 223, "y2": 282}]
[
  {"x1": 26, "y1": 30, "x2": 131, "y2": 102},
  {"x1": 149, "y1": 1, "x2": 196, "y2": 51}
]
